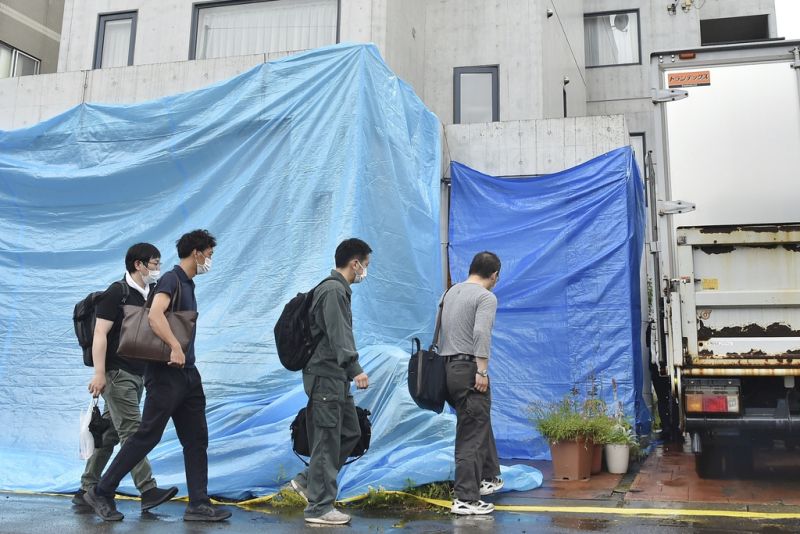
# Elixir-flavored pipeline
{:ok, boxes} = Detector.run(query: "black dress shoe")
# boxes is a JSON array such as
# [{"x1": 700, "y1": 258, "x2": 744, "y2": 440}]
[
  {"x1": 140, "y1": 486, "x2": 179, "y2": 511},
  {"x1": 183, "y1": 502, "x2": 232, "y2": 522}
]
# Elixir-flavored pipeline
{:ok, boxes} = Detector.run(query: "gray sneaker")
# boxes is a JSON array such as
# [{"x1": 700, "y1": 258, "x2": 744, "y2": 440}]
[
  {"x1": 290, "y1": 478, "x2": 309, "y2": 504},
  {"x1": 305, "y1": 509, "x2": 351, "y2": 525}
]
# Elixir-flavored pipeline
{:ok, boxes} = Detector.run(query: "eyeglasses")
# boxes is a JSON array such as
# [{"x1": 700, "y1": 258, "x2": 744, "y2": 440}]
[{"x1": 143, "y1": 259, "x2": 161, "y2": 268}]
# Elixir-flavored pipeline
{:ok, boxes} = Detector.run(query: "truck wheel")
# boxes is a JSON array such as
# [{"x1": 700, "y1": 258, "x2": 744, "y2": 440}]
[{"x1": 696, "y1": 444, "x2": 753, "y2": 479}]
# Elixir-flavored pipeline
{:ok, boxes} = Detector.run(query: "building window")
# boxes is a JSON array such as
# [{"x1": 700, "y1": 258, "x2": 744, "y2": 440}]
[
  {"x1": 453, "y1": 66, "x2": 499, "y2": 124},
  {"x1": 630, "y1": 132, "x2": 646, "y2": 178},
  {"x1": 0, "y1": 42, "x2": 41, "y2": 78},
  {"x1": 94, "y1": 12, "x2": 137, "y2": 69},
  {"x1": 190, "y1": 0, "x2": 339, "y2": 61},
  {"x1": 700, "y1": 15, "x2": 770, "y2": 46},
  {"x1": 584, "y1": 10, "x2": 640, "y2": 67}
]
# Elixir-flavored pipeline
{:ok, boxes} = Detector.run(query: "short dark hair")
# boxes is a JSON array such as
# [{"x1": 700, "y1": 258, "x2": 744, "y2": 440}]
[
  {"x1": 125, "y1": 243, "x2": 161, "y2": 274},
  {"x1": 335, "y1": 238, "x2": 372, "y2": 268},
  {"x1": 468, "y1": 251, "x2": 501, "y2": 278},
  {"x1": 176, "y1": 229, "x2": 217, "y2": 259}
]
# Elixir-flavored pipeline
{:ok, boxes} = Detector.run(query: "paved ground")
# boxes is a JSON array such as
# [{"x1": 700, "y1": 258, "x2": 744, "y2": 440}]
[
  {"x1": 5, "y1": 441, "x2": 800, "y2": 533},
  {"x1": 2, "y1": 493, "x2": 800, "y2": 534}
]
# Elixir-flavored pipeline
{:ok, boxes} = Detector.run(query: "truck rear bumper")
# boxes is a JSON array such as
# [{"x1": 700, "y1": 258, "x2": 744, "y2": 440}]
[{"x1": 686, "y1": 415, "x2": 800, "y2": 434}]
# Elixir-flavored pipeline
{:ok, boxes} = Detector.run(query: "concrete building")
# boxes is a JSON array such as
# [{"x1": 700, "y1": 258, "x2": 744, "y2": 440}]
[
  {"x1": 1, "y1": 0, "x2": 778, "y2": 177},
  {"x1": 0, "y1": 0, "x2": 64, "y2": 78}
]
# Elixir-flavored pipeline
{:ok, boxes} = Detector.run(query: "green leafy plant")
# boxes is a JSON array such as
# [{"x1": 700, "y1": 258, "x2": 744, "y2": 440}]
[{"x1": 528, "y1": 391, "x2": 596, "y2": 444}]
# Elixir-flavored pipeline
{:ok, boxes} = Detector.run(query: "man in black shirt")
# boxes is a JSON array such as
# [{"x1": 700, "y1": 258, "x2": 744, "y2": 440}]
[
  {"x1": 85, "y1": 230, "x2": 230, "y2": 522},
  {"x1": 73, "y1": 243, "x2": 178, "y2": 512}
]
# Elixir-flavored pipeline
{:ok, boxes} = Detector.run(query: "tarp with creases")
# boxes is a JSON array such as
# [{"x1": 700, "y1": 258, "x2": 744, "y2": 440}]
[
  {"x1": 0, "y1": 43, "x2": 542, "y2": 499},
  {"x1": 449, "y1": 147, "x2": 651, "y2": 460}
]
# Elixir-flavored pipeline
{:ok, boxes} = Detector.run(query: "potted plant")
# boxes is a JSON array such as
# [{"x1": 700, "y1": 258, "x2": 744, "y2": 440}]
[
  {"x1": 586, "y1": 408, "x2": 614, "y2": 475},
  {"x1": 603, "y1": 420, "x2": 636, "y2": 474},
  {"x1": 602, "y1": 379, "x2": 639, "y2": 474},
  {"x1": 529, "y1": 393, "x2": 595, "y2": 481}
]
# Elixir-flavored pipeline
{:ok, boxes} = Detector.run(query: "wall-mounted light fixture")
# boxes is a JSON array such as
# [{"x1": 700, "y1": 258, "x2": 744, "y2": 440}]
[{"x1": 667, "y1": 1, "x2": 677, "y2": 15}]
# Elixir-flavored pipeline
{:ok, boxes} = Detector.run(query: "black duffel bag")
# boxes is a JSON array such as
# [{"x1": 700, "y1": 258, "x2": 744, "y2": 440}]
[{"x1": 290, "y1": 404, "x2": 371, "y2": 465}]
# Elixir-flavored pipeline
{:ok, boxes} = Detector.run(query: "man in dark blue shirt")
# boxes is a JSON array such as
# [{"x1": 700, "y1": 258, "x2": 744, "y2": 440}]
[{"x1": 85, "y1": 230, "x2": 231, "y2": 523}]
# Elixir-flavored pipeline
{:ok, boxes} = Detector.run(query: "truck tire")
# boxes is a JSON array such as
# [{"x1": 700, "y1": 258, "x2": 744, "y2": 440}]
[{"x1": 696, "y1": 443, "x2": 754, "y2": 479}]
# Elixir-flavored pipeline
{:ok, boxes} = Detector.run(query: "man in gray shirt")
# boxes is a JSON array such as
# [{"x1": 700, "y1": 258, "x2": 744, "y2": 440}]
[
  {"x1": 438, "y1": 251, "x2": 503, "y2": 515},
  {"x1": 290, "y1": 238, "x2": 371, "y2": 526}
]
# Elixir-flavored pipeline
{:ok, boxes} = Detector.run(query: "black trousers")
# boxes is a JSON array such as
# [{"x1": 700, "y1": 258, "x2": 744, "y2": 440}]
[
  {"x1": 96, "y1": 365, "x2": 209, "y2": 505},
  {"x1": 446, "y1": 360, "x2": 501, "y2": 502}
]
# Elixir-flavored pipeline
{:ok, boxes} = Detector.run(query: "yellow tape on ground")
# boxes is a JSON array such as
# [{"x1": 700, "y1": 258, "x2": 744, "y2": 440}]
[
  {"x1": 11, "y1": 490, "x2": 800, "y2": 520},
  {"x1": 338, "y1": 491, "x2": 800, "y2": 521}
]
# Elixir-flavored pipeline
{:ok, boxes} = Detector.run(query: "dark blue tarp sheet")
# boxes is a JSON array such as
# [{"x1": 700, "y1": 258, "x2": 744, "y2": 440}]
[
  {"x1": 0, "y1": 43, "x2": 542, "y2": 499},
  {"x1": 449, "y1": 147, "x2": 650, "y2": 459}
]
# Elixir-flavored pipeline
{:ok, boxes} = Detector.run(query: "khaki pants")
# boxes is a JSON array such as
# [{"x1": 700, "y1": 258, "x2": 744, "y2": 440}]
[
  {"x1": 295, "y1": 375, "x2": 361, "y2": 518},
  {"x1": 80, "y1": 368, "x2": 156, "y2": 494}
]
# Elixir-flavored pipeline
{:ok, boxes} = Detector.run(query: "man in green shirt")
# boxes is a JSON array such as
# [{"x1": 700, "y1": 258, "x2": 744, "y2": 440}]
[{"x1": 291, "y1": 238, "x2": 371, "y2": 526}]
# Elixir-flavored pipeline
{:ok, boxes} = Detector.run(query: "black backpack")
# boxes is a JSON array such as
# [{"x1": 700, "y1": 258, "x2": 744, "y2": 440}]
[
  {"x1": 73, "y1": 279, "x2": 129, "y2": 367},
  {"x1": 290, "y1": 404, "x2": 372, "y2": 465},
  {"x1": 273, "y1": 276, "x2": 341, "y2": 371}
]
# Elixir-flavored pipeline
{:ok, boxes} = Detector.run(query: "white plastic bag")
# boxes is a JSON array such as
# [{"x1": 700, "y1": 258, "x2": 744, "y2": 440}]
[{"x1": 79, "y1": 398, "x2": 97, "y2": 460}]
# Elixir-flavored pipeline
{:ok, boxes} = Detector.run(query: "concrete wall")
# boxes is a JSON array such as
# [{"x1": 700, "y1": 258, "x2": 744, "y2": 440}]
[
  {"x1": 381, "y1": 0, "x2": 426, "y2": 97},
  {"x1": 444, "y1": 115, "x2": 628, "y2": 177},
  {"x1": 0, "y1": 0, "x2": 64, "y2": 73},
  {"x1": 422, "y1": 0, "x2": 546, "y2": 125},
  {"x1": 0, "y1": 53, "x2": 282, "y2": 130},
  {"x1": 541, "y1": 0, "x2": 587, "y2": 119}
]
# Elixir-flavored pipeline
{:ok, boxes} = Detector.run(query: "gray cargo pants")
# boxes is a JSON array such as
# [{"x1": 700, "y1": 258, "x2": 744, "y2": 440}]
[
  {"x1": 295, "y1": 374, "x2": 361, "y2": 518},
  {"x1": 446, "y1": 359, "x2": 501, "y2": 502},
  {"x1": 80, "y1": 368, "x2": 157, "y2": 494}
]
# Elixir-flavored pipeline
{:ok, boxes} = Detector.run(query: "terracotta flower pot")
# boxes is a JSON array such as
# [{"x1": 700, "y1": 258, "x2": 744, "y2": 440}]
[
  {"x1": 591, "y1": 442, "x2": 603, "y2": 474},
  {"x1": 549, "y1": 438, "x2": 593, "y2": 481}
]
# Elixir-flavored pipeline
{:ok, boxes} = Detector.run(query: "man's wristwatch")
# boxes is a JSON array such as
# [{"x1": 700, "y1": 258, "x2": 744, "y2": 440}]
[{"x1": 477, "y1": 369, "x2": 489, "y2": 378}]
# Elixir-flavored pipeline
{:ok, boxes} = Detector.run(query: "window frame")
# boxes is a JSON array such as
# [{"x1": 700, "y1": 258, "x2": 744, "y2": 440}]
[
  {"x1": 584, "y1": 9, "x2": 642, "y2": 69},
  {"x1": 188, "y1": 0, "x2": 342, "y2": 61},
  {"x1": 93, "y1": 11, "x2": 138, "y2": 69},
  {"x1": 629, "y1": 131, "x2": 647, "y2": 179},
  {"x1": 0, "y1": 40, "x2": 41, "y2": 78},
  {"x1": 453, "y1": 65, "x2": 500, "y2": 124}
]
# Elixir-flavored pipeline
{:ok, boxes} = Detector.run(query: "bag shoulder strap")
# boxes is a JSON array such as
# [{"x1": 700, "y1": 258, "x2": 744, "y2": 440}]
[
  {"x1": 431, "y1": 285, "x2": 455, "y2": 351},
  {"x1": 116, "y1": 278, "x2": 130, "y2": 305},
  {"x1": 144, "y1": 271, "x2": 181, "y2": 311}
]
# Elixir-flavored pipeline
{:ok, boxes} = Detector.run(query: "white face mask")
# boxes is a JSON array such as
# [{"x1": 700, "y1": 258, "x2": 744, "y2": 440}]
[
  {"x1": 352, "y1": 261, "x2": 367, "y2": 284},
  {"x1": 196, "y1": 254, "x2": 212, "y2": 275},
  {"x1": 142, "y1": 268, "x2": 160, "y2": 285}
]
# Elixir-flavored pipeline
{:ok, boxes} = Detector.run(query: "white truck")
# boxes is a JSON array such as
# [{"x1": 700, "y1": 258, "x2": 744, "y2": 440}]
[{"x1": 648, "y1": 39, "x2": 800, "y2": 477}]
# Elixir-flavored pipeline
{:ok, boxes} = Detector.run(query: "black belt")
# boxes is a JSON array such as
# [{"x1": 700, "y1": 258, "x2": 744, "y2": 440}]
[{"x1": 446, "y1": 354, "x2": 476, "y2": 362}]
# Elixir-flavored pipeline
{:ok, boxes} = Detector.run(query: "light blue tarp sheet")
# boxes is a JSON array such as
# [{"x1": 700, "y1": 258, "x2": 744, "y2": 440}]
[
  {"x1": 0, "y1": 43, "x2": 541, "y2": 499},
  {"x1": 449, "y1": 148, "x2": 651, "y2": 460}
]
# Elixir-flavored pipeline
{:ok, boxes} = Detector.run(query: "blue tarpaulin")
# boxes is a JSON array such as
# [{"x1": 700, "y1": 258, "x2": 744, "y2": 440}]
[
  {"x1": 449, "y1": 148, "x2": 650, "y2": 460},
  {"x1": 0, "y1": 43, "x2": 542, "y2": 499}
]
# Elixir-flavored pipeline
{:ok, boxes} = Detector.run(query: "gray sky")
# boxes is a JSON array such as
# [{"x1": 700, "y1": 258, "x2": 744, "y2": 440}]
[{"x1": 775, "y1": 0, "x2": 800, "y2": 39}]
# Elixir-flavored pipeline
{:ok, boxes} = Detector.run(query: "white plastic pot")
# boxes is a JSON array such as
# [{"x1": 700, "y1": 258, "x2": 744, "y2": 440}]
[{"x1": 604, "y1": 443, "x2": 630, "y2": 474}]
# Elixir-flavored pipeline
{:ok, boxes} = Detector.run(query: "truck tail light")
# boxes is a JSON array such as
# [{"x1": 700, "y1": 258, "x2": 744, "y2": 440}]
[{"x1": 684, "y1": 379, "x2": 740, "y2": 414}]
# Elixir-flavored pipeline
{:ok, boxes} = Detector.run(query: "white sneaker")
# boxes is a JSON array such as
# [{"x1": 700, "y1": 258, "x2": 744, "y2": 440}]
[
  {"x1": 305, "y1": 509, "x2": 351, "y2": 525},
  {"x1": 450, "y1": 499, "x2": 495, "y2": 515},
  {"x1": 479, "y1": 477, "x2": 504, "y2": 496}
]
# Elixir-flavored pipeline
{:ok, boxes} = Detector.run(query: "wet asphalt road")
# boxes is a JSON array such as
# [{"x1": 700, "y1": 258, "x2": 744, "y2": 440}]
[{"x1": 1, "y1": 493, "x2": 799, "y2": 533}]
